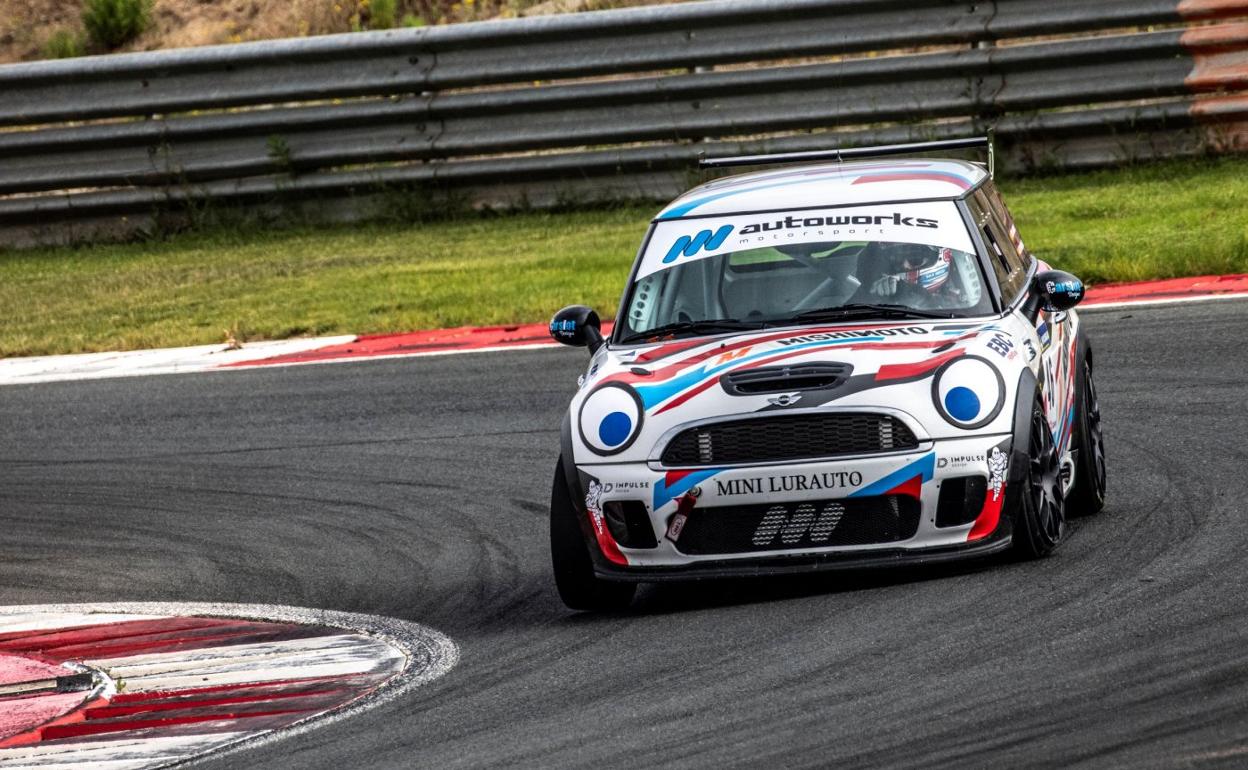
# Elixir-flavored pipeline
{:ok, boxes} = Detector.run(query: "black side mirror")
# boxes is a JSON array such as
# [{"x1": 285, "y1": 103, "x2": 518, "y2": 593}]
[
  {"x1": 549, "y1": 305, "x2": 604, "y2": 354},
  {"x1": 1035, "y1": 270, "x2": 1085, "y2": 312},
  {"x1": 1024, "y1": 269, "x2": 1085, "y2": 320}
]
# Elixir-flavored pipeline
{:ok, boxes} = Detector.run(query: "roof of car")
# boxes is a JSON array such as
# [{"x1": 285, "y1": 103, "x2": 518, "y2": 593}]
[{"x1": 655, "y1": 158, "x2": 989, "y2": 221}]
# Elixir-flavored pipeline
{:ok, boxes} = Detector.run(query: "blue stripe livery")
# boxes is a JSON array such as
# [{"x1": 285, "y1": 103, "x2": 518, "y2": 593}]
[
  {"x1": 849, "y1": 453, "x2": 935, "y2": 498},
  {"x1": 654, "y1": 469, "x2": 725, "y2": 510},
  {"x1": 634, "y1": 335, "x2": 884, "y2": 410}
]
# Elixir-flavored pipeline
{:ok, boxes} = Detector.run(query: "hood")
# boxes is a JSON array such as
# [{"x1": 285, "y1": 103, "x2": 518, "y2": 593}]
[{"x1": 569, "y1": 318, "x2": 1029, "y2": 465}]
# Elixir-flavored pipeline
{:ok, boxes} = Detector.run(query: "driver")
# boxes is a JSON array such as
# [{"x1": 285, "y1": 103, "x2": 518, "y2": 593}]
[{"x1": 868, "y1": 242, "x2": 960, "y2": 305}]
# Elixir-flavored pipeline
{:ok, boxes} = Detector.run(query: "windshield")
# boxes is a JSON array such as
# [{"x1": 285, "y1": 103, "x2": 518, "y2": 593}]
[{"x1": 617, "y1": 201, "x2": 992, "y2": 342}]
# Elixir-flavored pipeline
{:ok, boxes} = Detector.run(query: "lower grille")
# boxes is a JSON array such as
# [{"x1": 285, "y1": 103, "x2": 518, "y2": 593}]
[{"x1": 673, "y1": 496, "x2": 919, "y2": 555}]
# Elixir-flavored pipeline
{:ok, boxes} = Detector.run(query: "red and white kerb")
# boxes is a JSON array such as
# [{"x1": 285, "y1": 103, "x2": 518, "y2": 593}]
[{"x1": 0, "y1": 605, "x2": 456, "y2": 769}]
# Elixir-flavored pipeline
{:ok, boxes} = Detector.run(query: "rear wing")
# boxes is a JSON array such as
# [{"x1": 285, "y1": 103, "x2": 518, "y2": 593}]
[{"x1": 699, "y1": 136, "x2": 995, "y2": 178}]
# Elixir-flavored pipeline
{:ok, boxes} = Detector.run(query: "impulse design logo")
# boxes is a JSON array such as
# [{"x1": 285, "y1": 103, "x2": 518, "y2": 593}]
[{"x1": 662, "y1": 225, "x2": 734, "y2": 264}]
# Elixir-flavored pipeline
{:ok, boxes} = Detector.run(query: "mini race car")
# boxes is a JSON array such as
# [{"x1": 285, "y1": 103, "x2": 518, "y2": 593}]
[{"x1": 548, "y1": 138, "x2": 1106, "y2": 611}]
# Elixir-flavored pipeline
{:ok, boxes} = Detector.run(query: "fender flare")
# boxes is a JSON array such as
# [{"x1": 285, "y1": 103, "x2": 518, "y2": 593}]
[
  {"x1": 1075, "y1": 326, "x2": 1093, "y2": 388},
  {"x1": 560, "y1": 411, "x2": 582, "y2": 505},
  {"x1": 999, "y1": 366, "x2": 1040, "y2": 531},
  {"x1": 559, "y1": 411, "x2": 610, "y2": 566},
  {"x1": 1009, "y1": 366, "x2": 1039, "y2": 485}
]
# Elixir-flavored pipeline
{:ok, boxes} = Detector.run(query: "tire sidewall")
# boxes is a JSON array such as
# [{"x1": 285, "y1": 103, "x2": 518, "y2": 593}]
[{"x1": 1068, "y1": 333, "x2": 1106, "y2": 515}]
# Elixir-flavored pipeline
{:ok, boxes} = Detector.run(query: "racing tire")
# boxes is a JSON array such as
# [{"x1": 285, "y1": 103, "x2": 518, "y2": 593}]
[
  {"x1": 550, "y1": 460, "x2": 637, "y2": 612},
  {"x1": 1066, "y1": 355, "x2": 1107, "y2": 516},
  {"x1": 1013, "y1": 399, "x2": 1066, "y2": 559}
]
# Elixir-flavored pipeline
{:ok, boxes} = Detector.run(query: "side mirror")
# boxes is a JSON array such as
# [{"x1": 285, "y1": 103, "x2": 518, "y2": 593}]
[
  {"x1": 1035, "y1": 270, "x2": 1085, "y2": 312},
  {"x1": 549, "y1": 305, "x2": 604, "y2": 354},
  {"x1": 1024, "y1": 269, "x2": 1084, "y2": 320}
]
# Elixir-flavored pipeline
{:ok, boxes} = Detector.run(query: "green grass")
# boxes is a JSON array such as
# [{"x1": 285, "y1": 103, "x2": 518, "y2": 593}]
[
  {"x1": 2, "y1": 156, "x2": 1246, "y2": 358},
  {"x1": 1005, "y1": 156, "x2": 1248, "y2": 284}
]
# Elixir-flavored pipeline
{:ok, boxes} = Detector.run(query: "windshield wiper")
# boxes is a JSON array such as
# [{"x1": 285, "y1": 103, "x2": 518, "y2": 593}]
[
  {"x1": 619, "y1": 318, "x2": 764, "y2": 344},
  {"x1": 788, "y1": 303, "x2": 958, "y2": 322}
]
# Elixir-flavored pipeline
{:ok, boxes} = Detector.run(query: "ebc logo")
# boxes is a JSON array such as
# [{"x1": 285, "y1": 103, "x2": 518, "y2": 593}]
[{"x1": 662, "y1": 225, "x2": 734, "y2": 264}]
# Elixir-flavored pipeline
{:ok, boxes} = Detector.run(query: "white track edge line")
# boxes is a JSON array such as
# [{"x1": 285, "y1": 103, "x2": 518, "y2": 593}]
[
  {"x1": 228, "y1": 291, "x2": 1248, "y2": 368},
  {"x1": 4, "y1": 291, "x2": 1246, "y2": 385},
  {"x1": 1080, "y1": 291, "x2": 1248, "y2": 312}
]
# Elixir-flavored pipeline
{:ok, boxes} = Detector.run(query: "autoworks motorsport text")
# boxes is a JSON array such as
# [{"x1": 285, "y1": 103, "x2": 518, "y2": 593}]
[{"x1": 547, "y1": 144, "x2": 1107, "y2": 611}]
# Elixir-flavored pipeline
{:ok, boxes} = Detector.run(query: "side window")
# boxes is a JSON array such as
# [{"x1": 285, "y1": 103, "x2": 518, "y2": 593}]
[
  {"x1": 982, "y1": 184, "x2": 1034, "y2": 271},
  {"x1": 972, "y1": 190, "x2": 1028, "y2": 305}
]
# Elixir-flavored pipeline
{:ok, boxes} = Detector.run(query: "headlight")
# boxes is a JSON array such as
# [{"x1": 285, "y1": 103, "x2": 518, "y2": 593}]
[
  {"x1": 579, "y1": 383, "x2": 644, "y2": 455},
  {"x1": 931, "y1": 355, "x2": 1005, "y2": 429}
]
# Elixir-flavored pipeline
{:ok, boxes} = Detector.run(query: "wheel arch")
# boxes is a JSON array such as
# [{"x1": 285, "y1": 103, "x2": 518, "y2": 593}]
[
  {"x1": 557, "y1": 412, "x2": 613, "y2": 568},
  {"x1": 1008, "y1": 366, "x2": 1040, "y2": 486}
]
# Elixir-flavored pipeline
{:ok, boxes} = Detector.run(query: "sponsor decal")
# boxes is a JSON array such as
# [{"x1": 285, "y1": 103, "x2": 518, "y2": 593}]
[
  {"x1": 766, "y1": 392, "x2": 802, "y2": 407},
  {"x1": 1023, "y1": 339, "x2": 1038, "y2": 362},
  {"x1": 662, "y1": 225, "x2": 734, "y2": 264},
  {"x1": 1045, "y1": 279, "x2": 1083, "y2": 299},
  {"x1": 638, "y1": 202, "x2": 975, "y2": 279},
  {"x1": 585, "y1": 480, "x2": 604, "y2": 518},
  {"x1": 715, "y1": 471, "x2": 863, "y2": 497},
  {"x1": 1037, "y1": 320, "x2": 1052, "y2": 351},
  {"x1": 937, "y1": 453, "x2": 985, "y2": 470},
  {"x1": 583, "y1": 478, "x2": 627, "y2": 564},
  {"x1": 549, "y1": 319, "x2": 577, "y2": 336},
  {"x1": 968, "y1": 440, "x2": 1012, "y2": 541},
  {"x1": 778, "y1": 326, "x2": 928, "y2": 346},
  {"x1": 738, "y1": 212, "x2": 938, "y2": 235},
  {"x1": 987, "y1": 446, "x2": 1007, "y2": 501},
  {"x1": 715, "y1": 346, "x2": 754, "y2": 365},
  {"x1": 602, "y1": 480, "x2": 650, "y2": 492},
  {"x1": 985, "y1": 331, "x2": 1014, "y2": 359}
]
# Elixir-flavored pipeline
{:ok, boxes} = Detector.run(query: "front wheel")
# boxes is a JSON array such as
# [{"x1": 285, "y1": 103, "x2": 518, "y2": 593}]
[
  {"x1": 1067, "y1": 355, "x2": 1106, "y2": 516},
  {"x1": 550, "y1": 460, "x2": 636, "y2": 612},
  {"x1": 1013, "y1": 399, "x2": 1066, "y2": 559}
]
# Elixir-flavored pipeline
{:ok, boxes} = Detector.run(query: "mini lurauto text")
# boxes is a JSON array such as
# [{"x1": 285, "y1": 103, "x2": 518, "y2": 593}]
[{"x1": 715, "y1": 471, "x2": 865, "y2": 496}]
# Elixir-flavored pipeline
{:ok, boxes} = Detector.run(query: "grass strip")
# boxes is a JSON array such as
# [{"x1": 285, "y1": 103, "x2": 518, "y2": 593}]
[{"x1": 2, "y1": 156, "x2": 1246, "y2": 358}]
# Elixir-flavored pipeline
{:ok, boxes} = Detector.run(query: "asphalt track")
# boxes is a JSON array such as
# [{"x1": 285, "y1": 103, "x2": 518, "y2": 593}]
[{"x1": 2, "y1": 300, "x2": 1248, "y2": 769}]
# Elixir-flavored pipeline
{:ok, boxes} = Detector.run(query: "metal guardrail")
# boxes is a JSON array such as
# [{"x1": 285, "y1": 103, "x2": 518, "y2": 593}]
[{"x1": 1, "y1": 0, "x2": 1246, "y2": 244}]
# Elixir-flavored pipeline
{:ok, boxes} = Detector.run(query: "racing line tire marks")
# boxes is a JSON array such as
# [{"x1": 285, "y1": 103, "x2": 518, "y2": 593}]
[{"x1": 4, "y1": 301, "x2": 1248, "y2": 767}]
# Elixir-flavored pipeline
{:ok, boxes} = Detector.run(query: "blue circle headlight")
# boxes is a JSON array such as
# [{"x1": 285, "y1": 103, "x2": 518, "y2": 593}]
[
  {"x1": 932, "y1": 355, "x2": 1005, "y2": 430},
  {"x1": 579, "y1": 383, "x2": 643, "y2": 455}
]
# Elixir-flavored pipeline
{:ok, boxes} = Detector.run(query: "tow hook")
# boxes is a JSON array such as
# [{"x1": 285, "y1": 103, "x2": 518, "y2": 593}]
[{"x1": 665, "y1": 492, "x2": 699, "y2": 543}]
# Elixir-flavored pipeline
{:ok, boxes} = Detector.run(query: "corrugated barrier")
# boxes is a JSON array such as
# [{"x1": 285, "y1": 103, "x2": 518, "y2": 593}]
[{"x1": 0, "y1": 0, "x2": 1245, "y2": 244}]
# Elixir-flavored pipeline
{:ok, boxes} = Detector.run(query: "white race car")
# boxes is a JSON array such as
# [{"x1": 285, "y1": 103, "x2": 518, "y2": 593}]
[{"x1": 548, "y1": 139, "x2": 1106, "y2": 611}]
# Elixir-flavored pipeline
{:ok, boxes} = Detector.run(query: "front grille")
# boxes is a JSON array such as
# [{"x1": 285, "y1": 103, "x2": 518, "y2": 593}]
[
  {"x1": 720, "y1": 363, "x2": 852, "y2": 395},
  {"x1": 674, "y1": 496, "x2": 919, "y2": 555},
  {"x1": 660, "y1": 413, "x2": 918, "y2": 466}
]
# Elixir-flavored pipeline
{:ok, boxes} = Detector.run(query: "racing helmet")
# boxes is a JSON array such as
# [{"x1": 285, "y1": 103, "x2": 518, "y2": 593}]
[{"x1": 878, "y1": 242, "x2": 951, "y2": 293}]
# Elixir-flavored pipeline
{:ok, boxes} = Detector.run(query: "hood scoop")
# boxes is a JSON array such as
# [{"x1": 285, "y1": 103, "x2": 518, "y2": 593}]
[{"x1": 720, "y1": 362, "x2": 853, "y2": 396}]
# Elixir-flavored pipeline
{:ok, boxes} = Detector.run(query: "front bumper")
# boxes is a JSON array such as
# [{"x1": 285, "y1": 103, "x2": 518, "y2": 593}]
[
  {"x1": 592, "y1": 530, "x2": 1012, "y2": 581},
  {"x1": 576, "y1": 433, "x2": 1014, "y2": 578}
]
